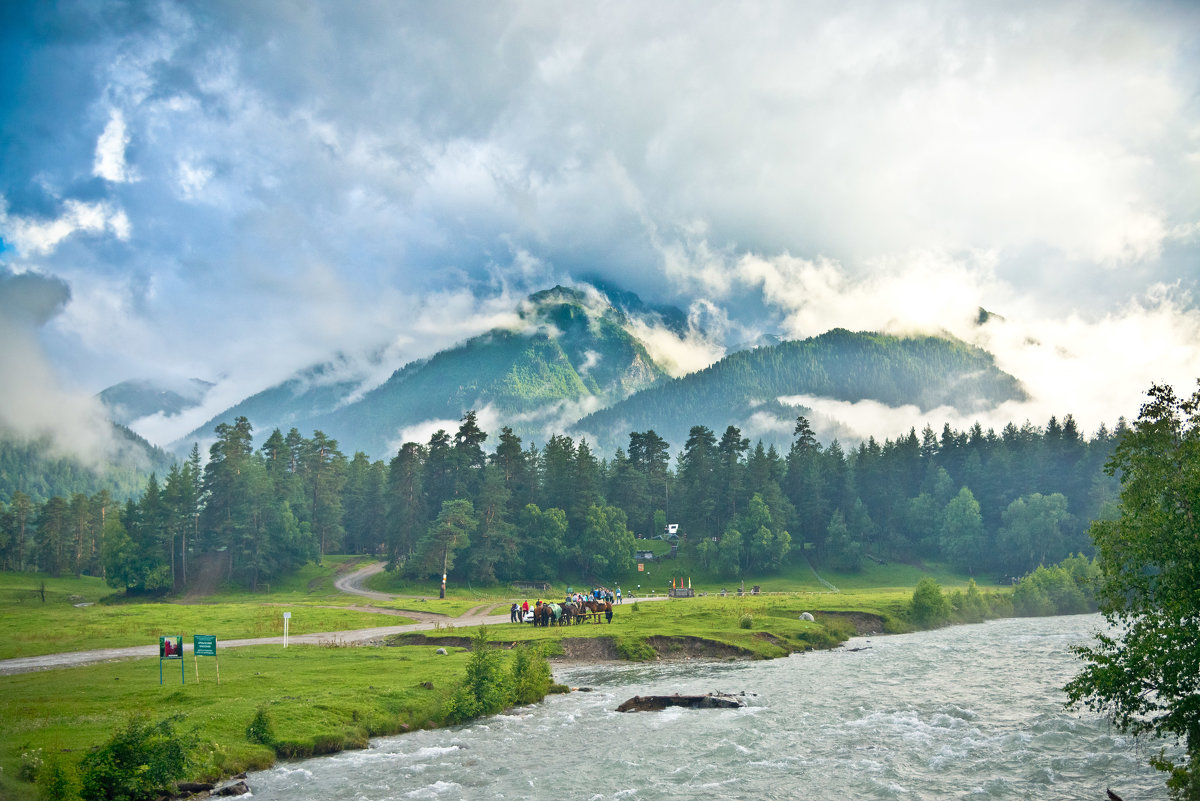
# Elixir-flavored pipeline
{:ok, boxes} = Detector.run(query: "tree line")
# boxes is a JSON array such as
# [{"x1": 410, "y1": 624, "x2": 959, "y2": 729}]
[{"x1": 0, "y1": 408, "x2": 1122, "y2": 591}]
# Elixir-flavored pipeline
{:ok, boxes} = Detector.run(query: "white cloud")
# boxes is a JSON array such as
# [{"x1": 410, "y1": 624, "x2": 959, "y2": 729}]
[
  {"x1": 625, "y1": 303, "x2": 727, "y2": 378},
  {"x1": 0, "y1": 198, "x2": 131, "y2": 257},
  {"x1": 94, "y1": 109, "x2": 137, "y2": 183}
]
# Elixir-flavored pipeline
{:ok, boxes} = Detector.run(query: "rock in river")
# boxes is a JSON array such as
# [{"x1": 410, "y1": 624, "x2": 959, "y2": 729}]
[{"x1": 616, "y1": 693, "x2": 744, "y2": 712}]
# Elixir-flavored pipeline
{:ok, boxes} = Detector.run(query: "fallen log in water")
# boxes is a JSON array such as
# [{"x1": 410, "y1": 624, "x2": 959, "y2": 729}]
[{"x1": 616, "y1": 693, "x2": 744, "y2": 712}]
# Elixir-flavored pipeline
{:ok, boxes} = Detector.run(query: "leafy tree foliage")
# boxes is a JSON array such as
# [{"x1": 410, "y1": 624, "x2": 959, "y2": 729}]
[{"x1": 1065, "y1": 383, "x2": 1200, "y2": 799}]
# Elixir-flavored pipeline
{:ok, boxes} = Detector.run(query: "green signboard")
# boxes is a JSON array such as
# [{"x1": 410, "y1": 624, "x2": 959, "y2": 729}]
[{"x1": 194, "y1": 635, "x2": 217, "y2": 657}]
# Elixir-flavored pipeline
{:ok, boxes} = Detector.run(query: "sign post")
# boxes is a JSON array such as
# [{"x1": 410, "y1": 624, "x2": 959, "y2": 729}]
[
  {"x1": 159, "y1": 635, "x2": 184, "y2": 685},
  {"x1": 193, "y1": 635, "x2": 218, "y2": 684},
  {"x1": 283, "y1": 611, "x2": 291, "y2": 648}
]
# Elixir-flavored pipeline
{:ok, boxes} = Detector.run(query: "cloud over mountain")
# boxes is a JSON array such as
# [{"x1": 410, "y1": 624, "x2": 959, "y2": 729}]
[{"x1": 0, "y1": 1, "x2": 1196, "y2": 453}]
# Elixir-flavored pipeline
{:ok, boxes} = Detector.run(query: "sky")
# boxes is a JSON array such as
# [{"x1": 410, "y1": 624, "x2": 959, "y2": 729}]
[{"x1": 1, "y1": 0, "x2": 1198, "y2": 459}]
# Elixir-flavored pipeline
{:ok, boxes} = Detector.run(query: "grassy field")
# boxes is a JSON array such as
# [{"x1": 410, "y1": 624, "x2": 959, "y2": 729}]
[
  {"x1": 0, "y1": 558, "x2": 1011, "y2": 800},
  {"x1": 0, "y1": 592, "x2": 889, "y2": 800},
  {"x1": 0, "y1": 571, "x2": 417, "y2": 660},
  {"x1": 0, "y1": 643, "x2": 475, "y2": 800},
  {"x1": 390, "y1": 585, "x2": 942, "y2": 659}
]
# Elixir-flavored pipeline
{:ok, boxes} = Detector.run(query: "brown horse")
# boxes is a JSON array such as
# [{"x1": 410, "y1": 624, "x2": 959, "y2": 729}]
[
  {"x1": 583, "y1": 599, "x2": 613, "y2": 622},
  {"x1": 559, "y1": 602, "x2": 582, "y2": 625}
]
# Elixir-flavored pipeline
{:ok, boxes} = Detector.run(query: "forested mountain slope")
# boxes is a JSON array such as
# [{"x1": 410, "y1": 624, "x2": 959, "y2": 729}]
[
  {"x1": 0, "y1": 424, "x2": 175, "y2": 505},
  {"x1": 176, "y1": 286, "x2": 669, "y2": 459},
  {"x1": 573, "y1": 329, "x2": 1028, "y2": 452}
]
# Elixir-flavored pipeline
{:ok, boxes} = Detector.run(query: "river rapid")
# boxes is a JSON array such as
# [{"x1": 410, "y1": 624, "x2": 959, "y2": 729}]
[{"x1": 245, "y1": 614, "x2": 1171, "y2": 800}]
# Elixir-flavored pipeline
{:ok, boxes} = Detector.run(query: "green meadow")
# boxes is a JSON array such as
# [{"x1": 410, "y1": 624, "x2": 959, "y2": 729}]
[
  {"x1": 0, "y1": 643, "x2": 475, "y2": 800},
  {"x1": 0, "y1": 558, "x2": 1013, "y2": 800},
  {"x1": 0, "y1": 571, "x2": 417, "y2": 660}
]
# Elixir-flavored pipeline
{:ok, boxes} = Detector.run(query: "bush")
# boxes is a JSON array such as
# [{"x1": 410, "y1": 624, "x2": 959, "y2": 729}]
[
  {"x1": 738, "y1": 614, "x2": 754, "y2": 629},
  {"x1": 36, "y1": 753, "x2": 80, "y2": 801},
  {"x1": 79, "y1": 714, "x2": 195, "y2": 801},
  {"x1": 908, "y1": 578, "x2": 951, "y2": 628},
  {"x1": 509, "y1": 645, "x2": 552, "y2": 705},
  {"x1": 245, "y1": 705, "x2": 275, "y2": 746},
  {"x1": 443, "y1": 627, "x2": 509, "y2": 724},
  {"x1": 952, "y1": 579, "x2": 989, "y2": 624},
  {"x1": 1012, "y1": 561, "x2": 1097, "y2": 616}
]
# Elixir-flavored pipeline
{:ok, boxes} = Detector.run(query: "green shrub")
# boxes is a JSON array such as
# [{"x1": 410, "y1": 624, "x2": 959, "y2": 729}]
[
  {"x1": 986, "y1": 590, "x2": 1014, "y2": 618},
  {"x1": 1012, "y1": 575, "x2": 1053, "y2": 616},
  {"x1": 245, "y1": 705, "x2": 275, "y2": 746},
  {"x1": 952, "y1": 579, "x2": 989, "y2": 623},
  {"x1": 908, "y1": 578, "x2": 951, "y2": 628},
  {"x1": 509, "y1": 645, "x2": 552, "y2": 705},
  {"x1": 443, "y1": 627, "x2": 509, "y2": 724},
  {"x1": 738, "y1": 614, "x2": 754, "y2": 629},
  {"x1": 35, "y1": 752, "x2": 79, "y2": 801},
  {"x1": 79, "y1": 714, "x2": 195, "y2": 801}
]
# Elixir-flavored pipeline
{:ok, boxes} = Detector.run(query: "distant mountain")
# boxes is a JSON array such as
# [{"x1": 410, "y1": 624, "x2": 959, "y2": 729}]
[
  {"x1": 177, "y1": 286, "x2": 670, "y2": 458},
  {"x1": 578, "y1": 275, "x2": 690, "y2": 336},
  {"x1": 99, "y1": 378, "x2": 213, "y2": 425},
  {"x1": 177, "y1": 352, "x2": 385, "y2": 454},
  {"x1": 0, "y1": 423, "x2": 177, "y2": 504},
  {"x1": 571, "y1": 329, "x2": 1029, "y2": 453}
]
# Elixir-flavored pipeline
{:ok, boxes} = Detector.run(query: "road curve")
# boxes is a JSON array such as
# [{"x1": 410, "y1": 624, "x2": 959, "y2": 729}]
[{"x1": 332, "y1": 561, "x2": 396, "y2": 601}]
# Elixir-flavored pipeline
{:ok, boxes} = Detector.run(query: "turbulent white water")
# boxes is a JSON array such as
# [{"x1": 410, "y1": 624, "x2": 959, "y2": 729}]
[{"x1": 245, "y1": 615, "x2": 1172, "y2": 800}]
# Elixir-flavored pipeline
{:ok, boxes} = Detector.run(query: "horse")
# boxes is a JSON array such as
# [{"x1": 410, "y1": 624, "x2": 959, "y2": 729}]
[
  {"x1": 559, "y1": 601, "x2": 582, "y2": 625},
  {"x1": 584, "y1": 599, "x2": 612, "y2": 615},
  {"x1": 532, "y1": 604, "x2": 552, "y2": 627}
]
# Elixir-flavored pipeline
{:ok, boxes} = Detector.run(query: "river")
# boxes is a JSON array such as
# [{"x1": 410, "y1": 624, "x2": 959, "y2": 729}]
[{"x1": 244, "y1": 614, "x2": 1171, "y2": 800}]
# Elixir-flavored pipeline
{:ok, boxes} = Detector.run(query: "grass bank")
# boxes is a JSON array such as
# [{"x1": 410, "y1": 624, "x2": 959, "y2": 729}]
[
  {"x1": 0, "y1": 641, "x2": 490, "y2": 801},
  {"x1": 388, "y1": 589, "x2": 914, "y2": 660},
  {"x1": 0, "y1": 572, "x2": 416, "y2": 660}
]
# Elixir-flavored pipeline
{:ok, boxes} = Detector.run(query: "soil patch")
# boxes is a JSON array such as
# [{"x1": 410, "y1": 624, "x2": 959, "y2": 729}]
[
  {"x1": 182, "y1": 553, "x2": 228, "y2": 601},
  {"x1": 554, "y1": 637, "x2": 621, "y2": 662},
  {"x1": 643, "y1": 635, "x2": 753, "y2": 660}
]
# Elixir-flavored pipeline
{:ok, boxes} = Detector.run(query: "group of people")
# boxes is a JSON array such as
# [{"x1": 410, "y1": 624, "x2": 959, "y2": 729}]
[
  {"x1": 566, "y1": 586, "x2": 621, "y2": 606},
  {"x1": 507, "y1": 585, "x2": 625, "y2": 624}
]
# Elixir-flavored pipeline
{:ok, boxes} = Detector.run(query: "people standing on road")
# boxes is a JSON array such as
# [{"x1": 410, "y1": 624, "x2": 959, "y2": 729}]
[
  {"x1": 616, "y1": 587, "x2": 622, "y2": 604},
  {"x1": 521, "y1": 599, "x2": 529, "y2": 620},
  {"x1": 510, "y1": 602, "x2": 519, "y2": 623}
]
